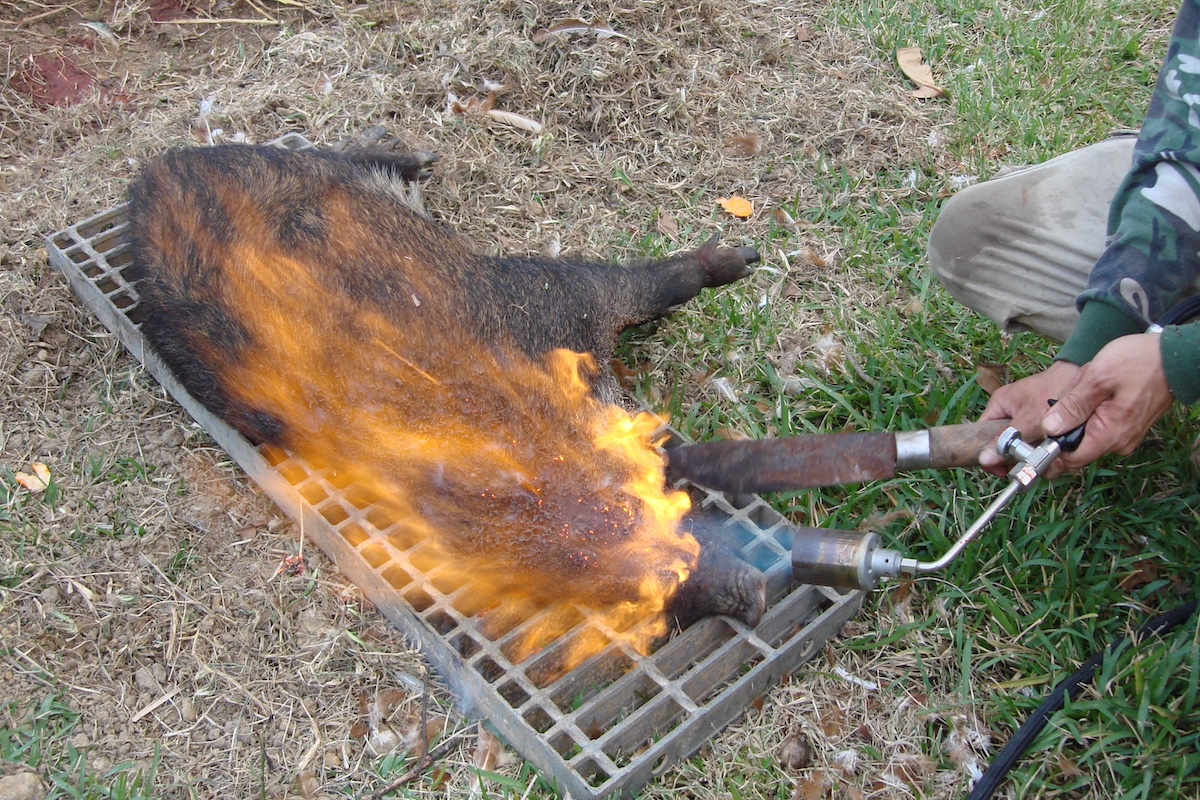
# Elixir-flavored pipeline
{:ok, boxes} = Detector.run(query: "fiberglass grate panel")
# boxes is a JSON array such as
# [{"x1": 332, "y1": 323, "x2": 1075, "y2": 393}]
[{"x1": 45, "y1": 133, "x2": 864, "y2": 800}]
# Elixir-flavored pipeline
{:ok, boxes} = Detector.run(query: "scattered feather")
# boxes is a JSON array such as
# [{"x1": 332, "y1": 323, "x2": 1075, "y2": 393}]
[
  {"x1": 468, "y1": 725, "x2": 509, "y2": 798},
  {"x1": 78, "y1": 21, "x2": 118, "y2": 43},
  {"x1": 709, "y1": 376, "x2": 739, "y2": 403},
  {"x1": 532, "y1": 18, "x2": 630, "y2": 44},
  {"x1": 833, "y1": 666, "x2": 878, "y2": 691},
  {"x1": 974, "y1": 363, "x2": 1008, "y2": 395},
  {"x1": 485, "y1": 109, "x2": 544, "y2": 134}
]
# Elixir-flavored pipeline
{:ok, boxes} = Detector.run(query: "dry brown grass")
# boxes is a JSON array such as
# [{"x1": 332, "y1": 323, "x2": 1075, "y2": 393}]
[{"x1": 0, "y1": 1, "x2": 986, "y2": 798}]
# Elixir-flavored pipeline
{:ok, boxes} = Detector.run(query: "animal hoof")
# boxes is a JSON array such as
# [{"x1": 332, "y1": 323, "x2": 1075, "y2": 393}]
[
  {"x1": 736, "y1": 245, "x2": 761, "y2": 264},
  {"x1": 666, "y1": 524, "x2": 767, "y2": 629},
  {"x1": 696, "y1": 236, "x2": 757, "y2": 288}
]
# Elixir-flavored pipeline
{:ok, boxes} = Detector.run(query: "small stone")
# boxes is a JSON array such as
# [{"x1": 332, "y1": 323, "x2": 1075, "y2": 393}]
[
  {"x1": 181, "y1": 697, "x2": 197, "y2": 722},
  {"x1": 0, "y1": 772, "x2": 47, "y2": 800},
  {"x1": 134, "y1": 665, "x2": 159, "y2": 692},
  {"x1": 40, "y1": 586, "x2": 60, "y2": 605},
  {"x1": 70, "y1": 731, "x2": 90, "y2": 748}
]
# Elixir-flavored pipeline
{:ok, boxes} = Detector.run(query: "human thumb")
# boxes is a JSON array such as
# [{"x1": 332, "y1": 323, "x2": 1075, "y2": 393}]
[{"x1": 1042, "y1": 395, "x2": 1090, "y2": 437}]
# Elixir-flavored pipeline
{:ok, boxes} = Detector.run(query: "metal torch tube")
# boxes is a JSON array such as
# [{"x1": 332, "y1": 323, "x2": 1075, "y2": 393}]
[{"x1": 903, "y1": 479, "x2": 1024, "y2": 576}]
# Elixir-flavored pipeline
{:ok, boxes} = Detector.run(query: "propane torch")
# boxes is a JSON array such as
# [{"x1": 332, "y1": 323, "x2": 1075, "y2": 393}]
[
  {"x1": 667, "y1": 412, "x2": 1088, "y2": 592},
  {"x1": 790, "y1": 423, "x2": 1085, "y2": 591}
]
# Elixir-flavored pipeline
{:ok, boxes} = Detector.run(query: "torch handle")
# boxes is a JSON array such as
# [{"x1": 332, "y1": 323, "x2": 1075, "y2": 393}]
[{"x1": 926, "y1": 419, "x2": 1015, "y2": 470}]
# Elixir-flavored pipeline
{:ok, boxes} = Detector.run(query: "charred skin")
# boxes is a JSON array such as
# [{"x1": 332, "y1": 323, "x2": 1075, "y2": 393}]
[{"x1": 126, "y1": 141, "x2": 765, "y2": 629}]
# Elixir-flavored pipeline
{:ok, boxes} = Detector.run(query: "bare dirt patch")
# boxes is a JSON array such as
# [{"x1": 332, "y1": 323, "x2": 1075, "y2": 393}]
[{"x1": 0, "y1": 1, "x2": 981, "y2": 798}]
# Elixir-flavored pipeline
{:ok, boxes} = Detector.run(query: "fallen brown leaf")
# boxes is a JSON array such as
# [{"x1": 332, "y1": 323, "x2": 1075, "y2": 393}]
[
  {"x1": 896, "y1": 47, "x2": 946, "y2": 99},
  {"x1": 15, "y1": 462, "x2": 50, "y2": 492},
  {"x1": 1056, "y1": 752, "x2": 1084, "y2": 780},
  {"x1": 725, "y1": 132, "x2": 762, "y2": 156},
  {"x1": 656, "y1": 212, "x2": 679, "y2": 239},
  {"x1": 975, "y1": 363, "x2": 1008, "y2": 395},
  {"x1": 792, "y1": 770, "x2": 830, "y2": 800},
  {"x1": 778, "y1": 729, "x2": 813, "y2": 770}
]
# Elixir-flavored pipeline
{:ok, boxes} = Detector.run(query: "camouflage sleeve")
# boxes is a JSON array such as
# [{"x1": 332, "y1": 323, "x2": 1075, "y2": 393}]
[{"x1": 1058, "y1": 0, "x2": 1200, "y2": 403}]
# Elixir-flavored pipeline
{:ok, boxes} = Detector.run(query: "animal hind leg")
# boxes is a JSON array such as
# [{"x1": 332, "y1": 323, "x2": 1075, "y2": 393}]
[{"x1": 332, "y1": 125, "x2": 438, "y2": 182}]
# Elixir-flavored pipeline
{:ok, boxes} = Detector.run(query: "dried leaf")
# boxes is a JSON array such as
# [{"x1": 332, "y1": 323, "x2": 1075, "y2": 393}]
[
  {"x1": 792, "y1": 771, "x2": 829, "y2": 800},
  {"x1": 896, "y1": 47, "x2": 945, "y2": 98},
  {"x1": 1056, "y1": 752, "x2": 1083, "y2": 779},
  {"x1": 725, "y1": 132, "x2": 762, "y2": 156},
  {"x1": 821, "y1": 719, "x2": 845, "y2": 739},
  {"x1": 15, "y1": 464, "x2": 48, "y2": 492},
  {"x1": 473, "y1": 725, "x2": 504, "y2": 771},
  {"x1": 430, "y1": 768, "x2": 451, "y2": 790},
  {"x1": 773, "y1": 207, "x2": 797, "y2": 229},
  {"x1": 532, "y1": 18, "x2": 630, "y2": 44},
  {"x1": 656, "y1": 212, "x2": 679, "y2": 239},
  {"x1": 718, "y1": 195, "x2": 753, "y2": 218},
  {"x1": 450, "y1": 91, "x2": 497, "y2": 115},
  {"x1": 1119, "y1": 559, "x2": 1159, "y2": 591},
  {"x1": 21, "y1": 313, "x2": 52, "y2": 339},
  {"x1": 485, "y1": 109, "x2": 544, "y2": 134},
  {"x1": 295, "y1": 772, "x2": 320, "y2": 800},
  {"x1": 713, "y1": 427, "x2": 753, "y2": 442},
  {"x1": 975, "y1": 363, "x2": 1008, "y2": 395},
  {"x1": 778, "y1": 730, "x2": 812, "y2": 770}
]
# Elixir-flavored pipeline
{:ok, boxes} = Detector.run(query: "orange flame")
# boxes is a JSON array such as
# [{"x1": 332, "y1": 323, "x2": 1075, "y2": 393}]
[{"x1": 208, "y1": 218, "x2": 696, "y2": 667}]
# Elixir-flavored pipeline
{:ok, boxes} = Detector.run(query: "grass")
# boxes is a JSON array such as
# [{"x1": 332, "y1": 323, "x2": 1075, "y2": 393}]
[
  {"x1": 1, "y1": 0, "x2": 1193, "y2": 797},
  {"x1": 621, "y1": 0, "x2": 1199, "y2": 796},
  {"x1": 0, "y1": 694, "x2": 158, "y2": 799}
]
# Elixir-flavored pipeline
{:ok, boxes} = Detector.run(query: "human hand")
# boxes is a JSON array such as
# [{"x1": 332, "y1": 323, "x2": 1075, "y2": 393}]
[
  {"x1": 1038, "y1": 333, "x2": 1174, "y2": 475},
  {"x1": 977, "y1": 360, "x2": 1081, "y2": 475}
]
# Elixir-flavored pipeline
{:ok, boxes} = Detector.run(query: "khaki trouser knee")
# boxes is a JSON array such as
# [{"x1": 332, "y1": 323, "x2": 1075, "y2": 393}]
[{"x1": 928, "y1": 136, "x2": 1138, "y2": 342}]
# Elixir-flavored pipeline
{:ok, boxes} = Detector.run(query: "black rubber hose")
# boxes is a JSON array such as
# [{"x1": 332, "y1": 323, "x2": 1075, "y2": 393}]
[
  {"x1": 1157, "y1": 294, "x2": 1200, "y2": 326},
  {"x1": 965, "y1": 599, "x2": 1197, "y2": 800}
]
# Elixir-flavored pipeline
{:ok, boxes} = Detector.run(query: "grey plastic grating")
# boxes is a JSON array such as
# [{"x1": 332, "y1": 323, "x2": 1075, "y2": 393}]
[{"x1": 45, "y1": 133, "x2": 864, "y2": 799}]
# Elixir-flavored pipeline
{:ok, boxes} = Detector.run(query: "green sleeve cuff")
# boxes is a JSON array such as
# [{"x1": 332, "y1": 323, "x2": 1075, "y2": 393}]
[
  {"x1": 1056, "y1": 301, "x2": 1144, "y2": 365},
  {"x1": 1161, "y1": 323, "x2": 1200, "y2": 405}
]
